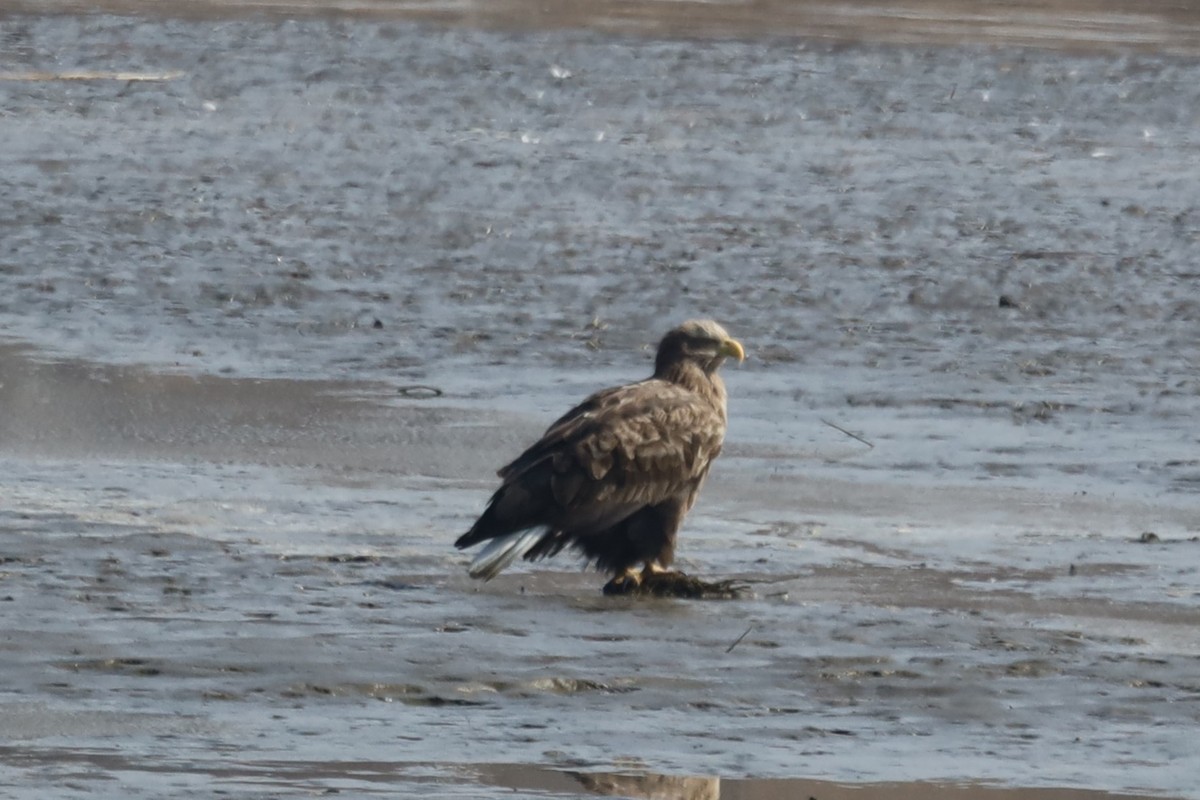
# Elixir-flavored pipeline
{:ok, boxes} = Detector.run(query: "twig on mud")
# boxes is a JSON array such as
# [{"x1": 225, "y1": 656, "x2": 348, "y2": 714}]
[
  {"x1": 396, "y1": 385, "x2": 444, "y2": 399},
  {"x1": 725, "y1": 625, "x2": 754, "y2": 653},
  {"x1": 821, "y1": 418, "x2": 874, "y2": 448}
]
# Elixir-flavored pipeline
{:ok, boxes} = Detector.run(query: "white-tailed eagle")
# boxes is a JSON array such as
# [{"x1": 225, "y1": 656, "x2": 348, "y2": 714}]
[{"x1": 455, "y1": 319, "x2": 745, "y2": 596}]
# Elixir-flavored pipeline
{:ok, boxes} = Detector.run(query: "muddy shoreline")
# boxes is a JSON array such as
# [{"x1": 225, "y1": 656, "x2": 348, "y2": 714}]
[{"x1": 2, "y1": 347, "x2": 1198, "y2": 799}]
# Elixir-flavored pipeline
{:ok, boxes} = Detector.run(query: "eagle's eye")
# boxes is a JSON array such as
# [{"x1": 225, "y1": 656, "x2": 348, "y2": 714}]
[{"x1": 684, "y1": 337, "x2": 721, "y2": 358}]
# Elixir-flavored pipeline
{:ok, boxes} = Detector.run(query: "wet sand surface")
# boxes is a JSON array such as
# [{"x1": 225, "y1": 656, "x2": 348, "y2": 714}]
[{"x1": 1, "y1": 3, "x2": 1199, "y2": 799}]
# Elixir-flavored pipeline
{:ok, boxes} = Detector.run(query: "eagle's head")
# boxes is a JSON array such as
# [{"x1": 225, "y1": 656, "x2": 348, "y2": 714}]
[{"x1": 655, "y1": 319, "x2": 746, "y2": 376}]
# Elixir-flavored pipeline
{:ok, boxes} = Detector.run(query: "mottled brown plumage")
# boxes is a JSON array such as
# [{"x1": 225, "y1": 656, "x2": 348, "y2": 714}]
[{"x1": 455, "y1": 320, "x2": 744, "y2": 593}]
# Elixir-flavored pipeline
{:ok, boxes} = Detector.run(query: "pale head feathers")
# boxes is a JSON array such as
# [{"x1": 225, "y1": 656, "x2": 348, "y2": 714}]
[{"x1": 654, "y1": 319, "x2": 745, "y2": 377}]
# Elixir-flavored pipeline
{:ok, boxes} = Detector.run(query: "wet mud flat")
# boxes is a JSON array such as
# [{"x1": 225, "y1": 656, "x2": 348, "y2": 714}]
[
  {"x1": 2, "y1": 352, "x2": 1198, "y2": 800},
  {"x1": 1, "y1": 4, "x2": 1200, "y2": 800}
]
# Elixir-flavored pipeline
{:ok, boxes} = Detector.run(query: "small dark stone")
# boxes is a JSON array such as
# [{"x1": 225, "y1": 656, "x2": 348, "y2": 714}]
[
  {"x1": 998, "y1": 294, "x2": 1020, "y2": 309},
  {"x1": 372, "y1": 318, "x2": 383, "y2": 329},
  {"x1": 1137, "y1": 531, "x2": 1160, "y2": 543}
]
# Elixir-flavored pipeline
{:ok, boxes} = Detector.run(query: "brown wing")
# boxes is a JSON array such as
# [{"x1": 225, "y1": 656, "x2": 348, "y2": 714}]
[
  {"x1": 456, "y1": 378, "x2": 725, "y2": 552},
  {"x1": 505, "y1": 378, "x2": 723, "y2": 515},
  {"x1": 495, "y1": 382, "x2": 632, "y2": 482}
]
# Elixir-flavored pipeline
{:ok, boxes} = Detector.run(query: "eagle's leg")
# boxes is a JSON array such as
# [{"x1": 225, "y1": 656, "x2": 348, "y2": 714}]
[
  {"x1": 602, "y1": 566, "x2": 644, "y2": 596},
  {"x1": 602, "y1": 561, "x2": 674, "y2": 595},
  {"x1": 642, "y1": 561, "x2": 671, "y2": 577}
]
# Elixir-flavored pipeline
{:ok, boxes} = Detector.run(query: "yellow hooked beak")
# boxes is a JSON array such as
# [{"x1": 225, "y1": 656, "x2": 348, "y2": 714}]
[{"x1": 719, "y1": 337, "x2": 746, "y2": 363}]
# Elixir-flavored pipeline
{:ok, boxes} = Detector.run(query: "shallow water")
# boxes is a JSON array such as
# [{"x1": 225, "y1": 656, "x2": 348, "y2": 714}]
[{"x1": 1, "y1": 4, "x2": 1199, "y2": 799}]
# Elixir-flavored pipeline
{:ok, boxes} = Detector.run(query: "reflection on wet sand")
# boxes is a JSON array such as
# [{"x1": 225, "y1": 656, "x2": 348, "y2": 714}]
[
  {"x1": 4, "y1": 0, "x2": 1200, "y2": 52},
  {"x1": 571, "y1": 769, "x2": 718, "y2": 800},
  {"x1": 480, "y1": 765, "x2": 720, "y2": 800}
]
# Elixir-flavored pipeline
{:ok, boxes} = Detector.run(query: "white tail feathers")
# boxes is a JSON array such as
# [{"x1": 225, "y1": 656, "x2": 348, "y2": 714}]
[{"x1": 467, "y1": 529, "x2": 546, "y2": 580}]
